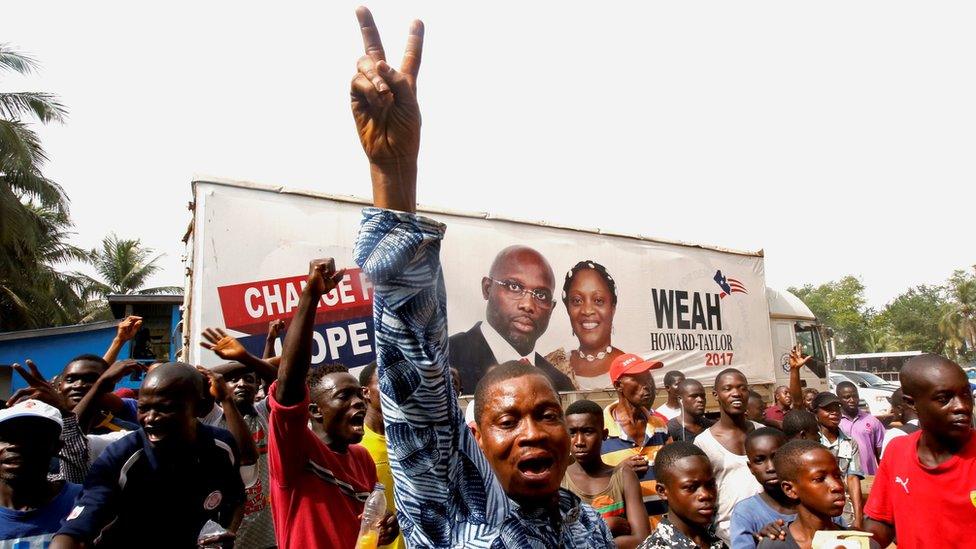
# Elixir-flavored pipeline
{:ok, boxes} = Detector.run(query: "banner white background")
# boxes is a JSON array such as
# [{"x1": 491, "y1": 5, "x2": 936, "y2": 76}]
[{"x1": 187, "y1": 180, "x2": 776, "y2": 388}]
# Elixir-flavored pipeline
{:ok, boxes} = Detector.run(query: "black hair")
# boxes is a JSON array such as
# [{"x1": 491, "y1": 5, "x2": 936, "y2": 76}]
[
  {"x1": 473, "y1": 361, "x2": 556, "y2": 425},
  {"x1": 677, "y1": 378, "x2": 705, "y2": 395},
  {"x1": 745, "y1": 426, "x2": 786, "y2": 451},
  {"x1": 565, "y1": 399, "x2": 604, "y2": 420},
  {"x1": 63, "y1": 353, "x2": 109, "y2": 373},
  {"x1": 664, "y1": 371, "x2": 685, "y2": 387},
  {"x1": 835, "y1": 381, "x2": 857, "y2": 393},
  {"x1": 773, "y1": 439, "x2": 826, "y2": 483},
  {"x1": 748, "y1": 390, "x2": 764, "y2": 402},
  {"x1": 307, "y1": 363, "x2": 351, "y2": 400},
  {"x1": 653, "y1": 441, "x2": 709, "y2": 485},
  {"x1": 358, "y1": 361, "x2": 378, "y2": 387},
  {"x1": 890, "y1": 387, "x2": 904, "y2": 407},
  {"x1": 561, "y1": 260, "x2": 617, "y2": 306},
  {"x1": 782, "y1": 409, "x2": 819, "y2": 439},
  {"x1": 900, "y1": 353, "x2": 962, "y2": 398},
  {"x1": 141, "y1": 362, "x2": 208, "y2": 413},
  {"x1": 714, "y1": 367, "x2": 747, "y2": 387}
]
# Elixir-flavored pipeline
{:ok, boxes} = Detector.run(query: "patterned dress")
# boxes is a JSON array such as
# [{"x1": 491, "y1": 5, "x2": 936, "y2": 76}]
[
  {"x1": 637, "y1": 516, "x2": 726, "y2": 549},
  {"x1": 355, "y1": 208, "x2": 615, "y2": 549}
]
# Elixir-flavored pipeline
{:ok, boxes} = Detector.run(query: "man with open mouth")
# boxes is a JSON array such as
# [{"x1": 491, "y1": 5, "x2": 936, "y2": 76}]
[
  {"x1": 351, "y1": 7, "x2": 613, "y2": 547},
  {"x1": 53, "y1": 363, "x2": 246, "y2": 548},
  {"x1": 693, "y1": 368, "x2": 764, "y2": 545},
  {"x1": 265, "y1": 258, "x2": 398, "y2": 549}
]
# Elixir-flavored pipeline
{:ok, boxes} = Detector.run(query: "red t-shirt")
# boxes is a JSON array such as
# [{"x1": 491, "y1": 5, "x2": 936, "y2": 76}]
[
  {"x1": 764, "y1": 404, "x2": 788, "y2": 422},
  {"x1": 267, "y1": 382, "x2": 378, "y2": 549},
  {"x1": 864, "y1": 428, "x2": 976, "y2": 549}
]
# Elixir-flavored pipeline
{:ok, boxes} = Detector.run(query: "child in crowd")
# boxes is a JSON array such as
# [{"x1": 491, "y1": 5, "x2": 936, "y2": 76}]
[
  {"x1": 0, "y1": 400, "x2": 82, "y2": 547},
  {"x1": 811, "y1": 392, "x2": 863, "y2": 528},
  {"x1": 667, "y1": 379, "x2": 715, "y2": 443},
  {"x1": 564, "y1": 400, "x2": 649, "y2": 549},
  {"x1": 729, "y1": 428, "x2": 843, "y2": 549},
  {"x1": 729, "y1": 428, "x2": 793, "y2": 549},
  {"x1": 636, "y1": 442, "x2": 724, "y2": 549},
  {"x1": 781, "y1": 410, "x2": 820, "y2": 442},
  {"x1": 693, "y1": 369, "x2": 763, "y2": 545},
  {"x1": 757, "y1": 440, "x2": 879, "y2": 549}
]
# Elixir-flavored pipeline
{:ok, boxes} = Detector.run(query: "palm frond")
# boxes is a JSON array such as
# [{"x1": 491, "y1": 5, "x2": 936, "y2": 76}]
[
  {"x1": 0, "y1": 92, "x2": 67, "y2": 124},
  {"x1": 0, "y1": 118, "x2": 49, "y2": 173},
  {"x1": 0, "y1": 44, "x2": 39, "y2": 76}
]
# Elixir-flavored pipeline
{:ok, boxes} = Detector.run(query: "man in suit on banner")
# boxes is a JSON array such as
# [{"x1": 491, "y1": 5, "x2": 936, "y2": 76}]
[{"x1": 450, "y1": 245, "x2": 574, "y2": 395}]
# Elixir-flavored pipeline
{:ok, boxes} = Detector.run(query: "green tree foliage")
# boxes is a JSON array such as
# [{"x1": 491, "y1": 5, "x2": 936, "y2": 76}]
[
  {"x1": 873, "y1": 285, "x2": 948, "y2": 355},
  {"x1": 79, "y1": 234, "x2": 181, "y2": 318},
  {"x1": 788, "y1": 276, "x2": 874, "y2": 354},
  {"x1": 0, "y1": 45, "x2": 181, "y2": 331},
  {"x1": 0, "y1": 43, "x2": 82, "y2": 331},
  {"x1": 940, "y1": 267, "x2": 976, "y2": 363},
  {"x1": 791, "y1": 271, "x2": 972, "y2": 363}
]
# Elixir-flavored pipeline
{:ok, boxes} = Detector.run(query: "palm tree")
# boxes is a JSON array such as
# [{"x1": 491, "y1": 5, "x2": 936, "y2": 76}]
[
  {"x1": 0, "y1": 205, "x2": 90, "y2": 330},
  {"x1": 940, "y1": 267, "x2": 976, "y2": 361},
  {"x1": 83, "y1": 233, "x2": 181, "y2": 298},
  {"x1": 1, "y1": 43, "x2": 69, "y2": 249},
  {"x1": 0, "y1": 44, "x2": 85, "y2": 331}
]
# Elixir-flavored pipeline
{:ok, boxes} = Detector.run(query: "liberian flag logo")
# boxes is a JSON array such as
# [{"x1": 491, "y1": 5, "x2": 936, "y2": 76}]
[{"x1": 713, "y1": 270, "x2": 748, "y2": 298}]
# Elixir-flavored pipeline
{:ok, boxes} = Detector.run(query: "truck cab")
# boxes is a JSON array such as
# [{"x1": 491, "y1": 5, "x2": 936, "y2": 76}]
[{"x1": 767, "y1": 287, "x2": 830, "y2": 395}]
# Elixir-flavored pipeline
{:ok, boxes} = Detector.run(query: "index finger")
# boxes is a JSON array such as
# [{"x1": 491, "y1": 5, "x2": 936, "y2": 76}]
[
  {"x1": 401, "y1": 19, "x2": 425, "y2": 82},
  {"x1": 25, "y1": 359, "x2": 44, "y2": 381},
  {"x1": 356, "y1": 6, "x2": 386, "y2": 61}
]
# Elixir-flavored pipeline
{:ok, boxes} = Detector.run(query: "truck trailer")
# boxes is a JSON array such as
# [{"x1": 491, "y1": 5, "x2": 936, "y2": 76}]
[{"x1": 182, "y1": 177, "x2": 829, "y2": 406}]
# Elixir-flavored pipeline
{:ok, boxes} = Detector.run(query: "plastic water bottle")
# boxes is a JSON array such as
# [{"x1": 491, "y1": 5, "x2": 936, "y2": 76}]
[{"x1": 355, "y1": 483, "x2": 387, "y2": 549}]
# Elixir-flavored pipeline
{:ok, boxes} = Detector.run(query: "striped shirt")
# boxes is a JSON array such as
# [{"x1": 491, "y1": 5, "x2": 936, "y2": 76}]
[
  {"x1": 354, "y1": 207, "x2": 614, "y2": 549},
  {"x1": 601, "y1": 402, "x2": 671, "y2": 525}
]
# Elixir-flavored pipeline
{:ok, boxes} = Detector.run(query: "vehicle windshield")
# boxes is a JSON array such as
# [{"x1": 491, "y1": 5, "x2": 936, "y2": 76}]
[
  {"x1": 795, "y1": 324, "x2": 828, "y2": 377},
  {"x1": 854, "y1": 371, "x2": 890, "y2": 386}
]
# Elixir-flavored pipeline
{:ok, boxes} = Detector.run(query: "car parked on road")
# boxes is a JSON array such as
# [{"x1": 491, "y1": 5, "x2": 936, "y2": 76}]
[{"x1": 828, "y1": 370, "x2": 896, "y2": 416}]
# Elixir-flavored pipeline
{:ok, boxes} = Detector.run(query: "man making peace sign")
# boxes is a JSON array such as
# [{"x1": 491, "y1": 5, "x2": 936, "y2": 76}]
[{"x1": 351, "y1": 7, "x2": 614, "y2": 548}]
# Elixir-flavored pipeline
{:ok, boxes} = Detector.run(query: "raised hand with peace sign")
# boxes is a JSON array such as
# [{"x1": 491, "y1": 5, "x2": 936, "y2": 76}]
[{"x1": 351, "y1": 6, "x2": 424, "y2": 213}]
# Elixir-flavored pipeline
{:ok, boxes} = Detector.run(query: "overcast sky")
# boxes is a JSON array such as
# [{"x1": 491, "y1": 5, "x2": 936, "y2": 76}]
[{"x1": 5, "y1": 1, "x2": 974, "y2": 308}]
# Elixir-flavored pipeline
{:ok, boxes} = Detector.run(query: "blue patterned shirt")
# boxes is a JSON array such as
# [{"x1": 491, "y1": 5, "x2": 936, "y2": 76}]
[{"x1": 355, "y1": 207, "x2": 615, "y2": 549}]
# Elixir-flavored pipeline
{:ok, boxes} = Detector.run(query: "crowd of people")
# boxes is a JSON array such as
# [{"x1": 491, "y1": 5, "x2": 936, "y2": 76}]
[{"x1": 2, "y1": 7, "x2": 975, "y2": 549}]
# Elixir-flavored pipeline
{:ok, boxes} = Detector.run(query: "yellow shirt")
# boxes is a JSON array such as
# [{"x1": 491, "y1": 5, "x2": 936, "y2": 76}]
[{"x1": 361, "y1": 424, "x2": 406, "y2": 549}]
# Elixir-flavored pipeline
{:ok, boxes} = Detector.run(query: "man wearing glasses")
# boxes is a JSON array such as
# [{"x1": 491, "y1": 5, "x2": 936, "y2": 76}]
[{"x1": 449, "y1": 245, "x2": 575, "y2": 395}]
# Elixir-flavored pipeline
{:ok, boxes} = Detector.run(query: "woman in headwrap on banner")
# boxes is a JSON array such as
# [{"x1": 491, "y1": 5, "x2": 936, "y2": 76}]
[{"x1": 547, "y1": 260, "x2": 625, "y2": 390}]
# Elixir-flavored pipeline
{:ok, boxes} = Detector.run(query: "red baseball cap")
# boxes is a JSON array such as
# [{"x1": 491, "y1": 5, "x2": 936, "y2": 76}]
[{"x1": 609, "y1": 353, "x2": 664, "y2": 383}]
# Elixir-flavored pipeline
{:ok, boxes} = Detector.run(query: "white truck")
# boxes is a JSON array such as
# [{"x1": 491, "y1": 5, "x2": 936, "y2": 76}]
[{"x1": 181, "y1": 177, "x2": 829, "y2": 404}]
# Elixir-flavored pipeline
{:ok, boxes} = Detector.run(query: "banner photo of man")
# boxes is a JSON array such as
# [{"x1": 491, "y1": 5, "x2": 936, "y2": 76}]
[{"x1": 187, "y1": 180, "x2": 774, "y2": 393}]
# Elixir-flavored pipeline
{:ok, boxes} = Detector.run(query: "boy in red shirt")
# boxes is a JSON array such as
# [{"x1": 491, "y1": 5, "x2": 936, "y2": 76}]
[
  {"x1": 267, "y1": 259, "x2": 398, "y2": 549},
  {"x1": 864, "y1": 354, "x2": 975, "y2": 548}
]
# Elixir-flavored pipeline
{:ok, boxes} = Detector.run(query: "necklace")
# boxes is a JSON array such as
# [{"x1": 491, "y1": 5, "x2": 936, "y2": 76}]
[{"x1": 577, "y1": 346, "x2": 612, "y2": 362}]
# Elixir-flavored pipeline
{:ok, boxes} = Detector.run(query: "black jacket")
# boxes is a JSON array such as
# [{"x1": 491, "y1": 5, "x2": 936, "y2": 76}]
[{"x1": 449, "y1": 322, "x2": 575, "y2": 395}]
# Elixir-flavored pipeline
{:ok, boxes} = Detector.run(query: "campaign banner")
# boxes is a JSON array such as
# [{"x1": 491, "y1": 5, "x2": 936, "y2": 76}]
[{"x1": 187, "y1": 180, "x2": 775, "y2": 391}]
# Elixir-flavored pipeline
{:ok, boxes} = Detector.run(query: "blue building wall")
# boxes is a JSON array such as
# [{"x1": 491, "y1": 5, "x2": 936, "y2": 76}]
[{"x1": 0, "y1": 325, "x2": 136, "y2": 393}]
